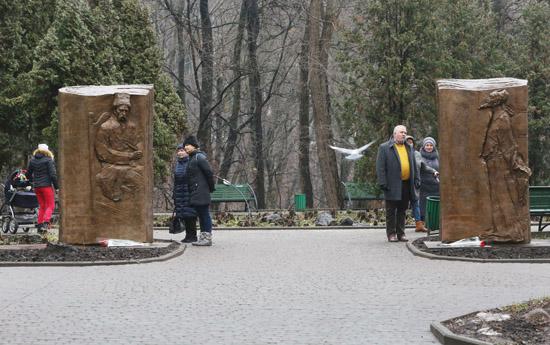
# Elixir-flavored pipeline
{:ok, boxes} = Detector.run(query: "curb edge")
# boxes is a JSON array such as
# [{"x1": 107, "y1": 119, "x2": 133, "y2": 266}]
[
  {"x1": 406, "y1": 241, "x2": 550, "y2": 264},
  {"x1": 0, "y1": 241, "x2": 186, "y2": 267},
  {"x1": 430, "y1": 322, "x2": 493, "y2": 345}
]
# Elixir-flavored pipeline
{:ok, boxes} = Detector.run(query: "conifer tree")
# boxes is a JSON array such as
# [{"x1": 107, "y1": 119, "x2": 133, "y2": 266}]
[
  {"x1": 0, "y1": 0, "x2": 56, "y2": 168},
  {"x1": 1, "y1": 0, "x2": 186, "y2": 180},
  {"x1": 514, "y1": 2, "x2": 550, "y2": 184},
  {"x1": 336, "y1": 0, "x2": 512, "y2": 186}
]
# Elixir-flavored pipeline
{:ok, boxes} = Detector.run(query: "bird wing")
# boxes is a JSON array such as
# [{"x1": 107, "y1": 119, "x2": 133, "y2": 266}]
[
  {"x1": 356, "y1": 140, "x2": 377, "y2": 153},
  {"x1": 344, "y1": 153, "x2": 363, "y2": 160},
  {"x1": 329, "y1": 145, "x2": 355, "y2": 154}
]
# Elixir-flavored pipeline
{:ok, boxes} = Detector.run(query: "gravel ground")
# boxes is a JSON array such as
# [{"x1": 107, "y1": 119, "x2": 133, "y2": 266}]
[
  {"x1": 412, "y1": 232, "x2": 550, "y2": 259},
  {"x1": 443, "y1": 298, "x2": 550, "y2": 345}
]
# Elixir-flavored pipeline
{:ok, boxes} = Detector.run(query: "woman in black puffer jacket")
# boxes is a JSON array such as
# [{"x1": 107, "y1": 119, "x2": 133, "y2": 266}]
[
  {"x1": 26, "y1": 143, "x2": 59, "y2": 233},
  {"x1": 183, "y1": 135, "x2": 215, "y2": 246},
  {"x1": 173, "y1": 143, "x2": 198, "y2": 243}
]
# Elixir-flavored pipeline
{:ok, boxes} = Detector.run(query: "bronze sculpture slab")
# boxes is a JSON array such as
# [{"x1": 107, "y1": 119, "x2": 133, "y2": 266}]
[
  {"x1": 58, "y1": 85, "x2": 154, "y2": 244},
  {"x1": 437, "y1": 78, "x2": 530, "y2": 243}
]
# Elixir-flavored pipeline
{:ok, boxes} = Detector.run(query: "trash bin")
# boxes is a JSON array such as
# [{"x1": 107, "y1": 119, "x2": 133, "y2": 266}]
[
  {"x1": 425, "y1": 196, "x2": 440, "y2": 236},
  {"x1": 294, "y1": 194, "x2": 306, "y2": 211}
]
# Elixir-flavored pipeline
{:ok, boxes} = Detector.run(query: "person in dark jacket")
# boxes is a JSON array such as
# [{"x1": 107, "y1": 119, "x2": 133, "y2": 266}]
[
  {"x1": 406, "y1": 135, "x2": 438, "y2": 232},
  {"x1": 26, "y1": 143, "x2": 58, "y2": 234},
  {"x1": 183, "y1": 135, "x2": 215, "y2": 246},
  {"x1": 173, "y1": 143, "x2": 198, "y2": 243},
  {"x1": 376, "y1": 125, "x2": 420, "y2": 242},
  {"x1": 419, "y1": 137, "x2": 440, "y2": 223}
]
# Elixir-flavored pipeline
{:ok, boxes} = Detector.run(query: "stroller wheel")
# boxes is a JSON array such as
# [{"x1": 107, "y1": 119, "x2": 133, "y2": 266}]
[
  {"x1": 0, "y1": 217, "x2": 8, "y2": 233},
  {"x1": 7, "y1": 218, "x2": 18, "y2": 234}
]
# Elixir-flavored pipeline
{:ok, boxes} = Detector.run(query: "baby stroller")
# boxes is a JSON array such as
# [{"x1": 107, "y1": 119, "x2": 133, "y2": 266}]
[{"x1": 0, "y1": 169, "x2": 39, "y2": 234}]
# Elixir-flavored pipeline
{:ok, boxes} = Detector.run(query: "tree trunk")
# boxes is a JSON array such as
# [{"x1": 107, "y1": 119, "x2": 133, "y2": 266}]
[
  {"x1": 197, "y1": 0, "x2": 213, "y2": 153},
  {"x1": 246, "y1": 0, "x2": 265, "y2": 209},
  {"x1": 213, "y1": 76, "x2": 223, "y2": 169},
  {"x1": 176, "y1": 22, "x2": 186, "y2": 107},
  {"x1": 308, "y1": 0, "x2": 342, "y2": 209},
  {"x1": 298, "y1": 15, "x2": 314, "y2": 208},
  {"x1": 219, "y1": 0, "x2": 246, "y2": 180}
]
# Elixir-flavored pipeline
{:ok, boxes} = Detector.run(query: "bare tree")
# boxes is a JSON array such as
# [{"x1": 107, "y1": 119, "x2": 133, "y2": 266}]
[
  {"x1": 308, "y1": 0, "x2": 342, "y2": 209},
  {"x1": 175, "y1": 9, "x2": 187, "y2": 106},
  {"x1": 197, "y1": 0, "x2": 214, "y2": 153},
  {"x1": 146, "y1": 0, "x2": 307, "y2": 208},
  {"x1": 298, "y1": 13, "x2": 314, "y2": 208},
  {"x1": 245, "y1": 0, "x2": 266, "y2": 208},
  {"x1": 219, "y1": 0, "x2": 246, "y2": 179}
]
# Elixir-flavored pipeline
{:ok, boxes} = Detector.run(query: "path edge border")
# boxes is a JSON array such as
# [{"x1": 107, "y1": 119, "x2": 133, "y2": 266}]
[
  {"x1": 430, "y1": 322, "x2": 493, "y2": 345},
  {"x1": 406, "y1": 241, "x2": 550, "y2": 263},
  {"x1": 0, "y1": 241, "x2": 186, "y2": 267}
]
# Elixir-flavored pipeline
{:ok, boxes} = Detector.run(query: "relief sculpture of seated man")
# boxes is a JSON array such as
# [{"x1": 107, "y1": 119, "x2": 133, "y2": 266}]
[{"x1": 93, "y1": 93, "x2": 143, "y2": 202}]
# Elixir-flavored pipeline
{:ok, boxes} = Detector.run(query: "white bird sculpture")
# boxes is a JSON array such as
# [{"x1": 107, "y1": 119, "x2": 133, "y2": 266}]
[{"x1": 329, "y1": 140, "x2": 377, "y2": 160}]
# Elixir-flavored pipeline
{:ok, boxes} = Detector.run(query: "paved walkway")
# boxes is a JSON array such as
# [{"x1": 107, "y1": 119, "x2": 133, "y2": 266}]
[{"x1": 1, "y1": 229, "x2": 549, "y2": 345}]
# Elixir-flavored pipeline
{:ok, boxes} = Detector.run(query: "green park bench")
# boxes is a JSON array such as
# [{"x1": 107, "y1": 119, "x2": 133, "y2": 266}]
[
  {"x1": 425, "y1": 186, "x2": 550, "y2": 237},
  {"x1": 210, "y1": 183, "x2": 257, "y2": 211},
  {"x1": 341, "y1": 182, "x2": 383, "y2": 209},
  {"x1": 530, "y1": 186, "x2": 550, "y2": 232}
]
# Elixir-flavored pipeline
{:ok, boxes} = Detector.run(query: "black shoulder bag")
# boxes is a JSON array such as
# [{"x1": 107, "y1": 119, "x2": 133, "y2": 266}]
[{"x1": 168, "y1": 210, "x2": 183, "y2": 234}]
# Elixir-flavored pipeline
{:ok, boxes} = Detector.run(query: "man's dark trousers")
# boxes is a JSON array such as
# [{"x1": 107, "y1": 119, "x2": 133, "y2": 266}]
[{"x1": 385, "y1": 180, "x2": 411, "y2": 238}]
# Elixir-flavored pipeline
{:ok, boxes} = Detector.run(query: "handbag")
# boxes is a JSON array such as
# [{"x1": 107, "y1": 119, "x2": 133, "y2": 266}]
[{"x1": 168, "y1": 211, "x2": 183, "y2": 234}]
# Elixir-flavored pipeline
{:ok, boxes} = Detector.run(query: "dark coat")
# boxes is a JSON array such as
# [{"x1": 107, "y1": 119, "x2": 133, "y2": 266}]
[
  {"x1": 187, "y1": 151, "x2": 215, "y2": 206},
  {"x1": 420, "y1": 149, "x2": 440, "y2": 195},
  {"x1": 376, "y1": 139, "x2": 419, "y2": 201},
  {"x1": 412, "y1": 150, "x2": 437, "y2": 199},
  {"x1": 173, "y1": 157, "x2": 197, "y2": 219},
  {"x1": 419, "y1": 148, "x2": 440, "y2": 219},
  {"x1": 26, "y1": 153, "x2": 59, "y2": 189}
]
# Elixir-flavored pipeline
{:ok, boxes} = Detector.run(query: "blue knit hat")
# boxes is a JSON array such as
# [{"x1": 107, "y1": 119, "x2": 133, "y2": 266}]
[{"x1": 176, "y1": 143, "x2": 184, "y2": 150}]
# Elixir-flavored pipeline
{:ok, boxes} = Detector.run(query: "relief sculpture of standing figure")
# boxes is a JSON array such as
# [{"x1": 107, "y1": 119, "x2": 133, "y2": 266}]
[
  {"x1": 479, "y1": 89, "x2": 531, "y2": 242},
  {"x1": 94, "y1": 93, "x2": 144, "y2": 202}
]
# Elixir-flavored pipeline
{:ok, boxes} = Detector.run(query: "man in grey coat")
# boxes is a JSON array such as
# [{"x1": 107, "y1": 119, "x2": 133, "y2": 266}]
[{"x1": 376, "y1": 125, "x2": 420, "y2": 242}]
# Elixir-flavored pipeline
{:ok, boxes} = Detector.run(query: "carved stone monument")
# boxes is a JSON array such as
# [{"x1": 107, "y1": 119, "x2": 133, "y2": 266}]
[
  {"x1": 437, "y1": 78, "x2": 530, "y2": 243},
  {"x1": 58, "y1": 85, "x2": 154, "y2": 244}
]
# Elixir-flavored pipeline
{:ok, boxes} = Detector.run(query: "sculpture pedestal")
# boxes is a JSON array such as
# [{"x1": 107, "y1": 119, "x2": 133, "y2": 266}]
[
  {"x1": 437, "y1": 78, "x2": 530, "y2": 243},
  {"x1": 58, "y1": 85, "x2": 154, "y2": 244}
]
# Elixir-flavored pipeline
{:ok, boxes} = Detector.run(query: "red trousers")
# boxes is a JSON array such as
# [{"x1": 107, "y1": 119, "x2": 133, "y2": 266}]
[{"x1": 35, "y1": 186, "x2": 55, "y2": 224}]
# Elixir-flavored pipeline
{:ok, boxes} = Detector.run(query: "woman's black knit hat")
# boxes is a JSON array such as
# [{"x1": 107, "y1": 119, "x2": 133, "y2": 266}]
[{"x1": 183, "y1": 135, "x2": 199, "y2": 148}]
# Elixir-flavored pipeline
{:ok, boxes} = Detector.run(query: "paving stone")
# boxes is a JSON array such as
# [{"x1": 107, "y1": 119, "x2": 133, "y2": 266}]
[{"x1": 0, "y1": 229, "x2": 549, "y2": 345}]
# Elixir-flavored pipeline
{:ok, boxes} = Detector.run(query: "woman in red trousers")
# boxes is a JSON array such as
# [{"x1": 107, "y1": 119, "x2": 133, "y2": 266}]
[{"x1": 26, "y1": 143, "x2": 58, "y2": 234}]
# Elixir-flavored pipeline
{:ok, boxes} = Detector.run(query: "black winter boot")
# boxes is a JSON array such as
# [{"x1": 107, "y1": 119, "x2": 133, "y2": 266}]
[{"x1": 181, "y1": 218, "x2": 198, "y2": 243}]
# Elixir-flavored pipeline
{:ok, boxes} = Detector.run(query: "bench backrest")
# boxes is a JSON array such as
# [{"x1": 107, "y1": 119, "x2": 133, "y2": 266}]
[
  {"x1": 530, "y1": 186, "x2": 550, "y2": 209},
  {"x1": 342, "y1": 182, "x2": 383, "y2": 200},
  {"x1": 211, "y1": 184, "x2": 255, "y2": 202}
]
